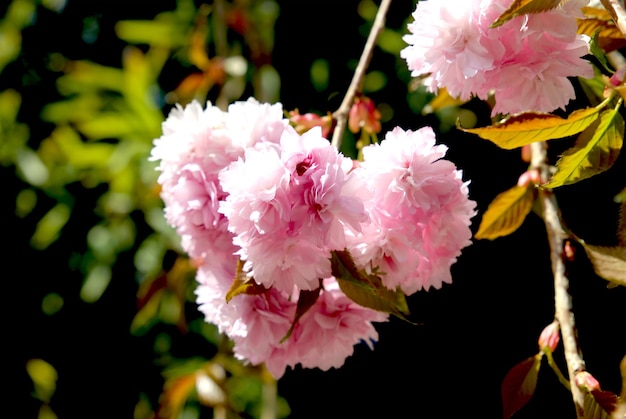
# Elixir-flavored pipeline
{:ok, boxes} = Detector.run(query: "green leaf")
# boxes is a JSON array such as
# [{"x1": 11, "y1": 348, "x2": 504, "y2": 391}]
[
  {"x1": 460, "y1": 107, "x2": 601, "y2": 150},
  {"x1": 501, "y1": 354, "x2": 542, "y2": 418},
  {"x1": 491, "y1": 0, "x2": 567, "y2": 28},
  {"x1": 545, "y1": 109, "x2": 624, "y2": 188},
  {"x1": 331, "y1": 250, "x2": 410, "y2": 319},
  {"x1": 30, "y1": 203, "x2": 72, "y2": 249},
  {"x1": 280, "y1": 284, "x2": 322, "y2": 343},
  {"x1": 581, "y1": 243, "x2": 626, "y2": 287},
  {"x1": 475, "y1": 185, "x2": 535, "y2": 240},
  {"x1": 588, "y1": 31, "x2": 613, "y2": 75}
]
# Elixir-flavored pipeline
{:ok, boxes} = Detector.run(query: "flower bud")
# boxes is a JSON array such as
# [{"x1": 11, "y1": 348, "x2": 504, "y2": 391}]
[
  {"x1": 289, "y1": 110, "x2": 333, "y2": 137},
  {"x1": 575, "y1": 371, "x2": 601, "y2": 393},
  {"x1": 538, "y1": 321, "x2": 560, "y2": 353},
  {"x1": 517, "y1": 169, "x2": 542, "y2": 188},
  {"x1": 609, "y1": 67, "x2": 626, "y2": 87},
  {"x1": 348, "y1": 95, "x2": 381, "y2": 134}
]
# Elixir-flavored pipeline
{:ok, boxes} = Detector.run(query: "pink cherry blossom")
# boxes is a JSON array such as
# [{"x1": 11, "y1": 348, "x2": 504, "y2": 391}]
[
  {"x1": 349, "y1": 126, "x2": 476, "y2": 294},
  {"x1": 401, "y1": 0, "x2": 593, "y2": 115},
  {"x1": 219, "y1": 126, "x2": 368, "y2": 292},
  {"x1": 150, "y1": 97, "x2": 289, "y2": 269},
  {"x1": 195, "y1": 272, "x2": 388, "y2": 379}
]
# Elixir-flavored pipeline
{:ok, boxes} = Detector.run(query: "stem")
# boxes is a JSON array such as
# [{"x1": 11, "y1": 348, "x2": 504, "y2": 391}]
[
  {"x1": 331, "y1": 0, "x2": 392, "y2": 150},
  {"x1": 260, "y1": 365, "x2": 277, "y2": 419},
  {"x1": 600, "y1": 0, "x2": 626, "y2": 40},
  {"x1": 545, "y1": 350, "x2": 573, "y2": 390},
  {"x1": 530, "y1": 142, "x2": 586, "y2": 418}
]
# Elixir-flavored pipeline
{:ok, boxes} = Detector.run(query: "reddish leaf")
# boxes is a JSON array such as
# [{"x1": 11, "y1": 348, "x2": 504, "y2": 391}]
[
  {"x1": 501, "y1": 354, "x2": 542, "y2": 418},
  {"x1": 280, "y1": 283, "x2": 322, "y2": 343}
]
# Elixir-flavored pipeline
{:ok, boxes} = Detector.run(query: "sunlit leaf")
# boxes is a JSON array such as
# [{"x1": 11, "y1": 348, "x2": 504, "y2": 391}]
[
  {"x1": 115, "y1": 19, "x2": 189, "y2": 48},
  {"x1": 460, "y1": 107, "x2": 601, "y2": 150},
  {"x1": 491, "y1": 0, "x2": 567, "y2": 28},
  {"x1": 545, "y1": 109, "x2": 624, "y2": 188},
  {"x1": 280, "y1": 284, "x2": 322, "y2": 343},
  {"x1": 26, "y1": 359, "x2": 58, "y2": 403},
  {"x1": 226, "y1": 259, "x2": 267, "y2": 302},
  {"x1": 501, "y1": 354, "x2": 542, "y2": 418},
  {"x1": 422, "y1": 87, "x2": 466, "y2": 115},
  {"x1": 80, "y1": 263, "x2": 112, "y2": 303},
  {"x1": 331, "y1": 250, "x2": 410, "y2": 319},
  {"x1": 30, "y1": 203, "x2": 71, "y2": 249},
  {"x1": 76, "y1": 112, "x2": 138, "y2": 141},
  {"x1": 579, "y1": 7, "x2": 626, "y2": 53},
  {"x1": 475, "y1": 185, "x2": 535, "y2": 240},
  {"x1": 156, "y1": 370, "x2": 198, "y2": 419},
  {"x1": 583, "y1": 390, "x2": 619, "y2": 419},
  {"x1": 581, "y1": 243, "x2": 626, "y2": 287}
]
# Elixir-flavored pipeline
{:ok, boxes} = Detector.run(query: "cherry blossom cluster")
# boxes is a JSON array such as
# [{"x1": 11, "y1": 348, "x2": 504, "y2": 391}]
[
  {"x1": 400, "y1": 0, "x2": 594, "y2": 116},
  {"x1": 150, "y1": 98, "x2": 476, "y2": 378}
]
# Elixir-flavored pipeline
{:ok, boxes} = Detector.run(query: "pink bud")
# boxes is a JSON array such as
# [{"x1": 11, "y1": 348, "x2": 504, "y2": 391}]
[
  {"x1": 538, "y1": 321, "x2": 560, "y2": 353},
  {"x1": 348, "y1": 95, "x2": 382, "y2": 134},
  {"x1": 517, "y1": 169, "x2": 542, "y2": 187},
  {"x1": 289, "y1": 110, "x2": 333, "y2": 138},
  {"x1": 521, "y1": 145, "x2": 531, "y2": 163},
  {"x1": 609, "y1": 67, "x2": 626, "y2": 86},
  {"x1": 575, "y1": 371, "x2": 601, "y2": 392}
]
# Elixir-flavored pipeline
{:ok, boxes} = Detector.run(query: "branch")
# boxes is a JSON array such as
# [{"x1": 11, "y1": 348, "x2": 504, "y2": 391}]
[
  {"x1": 331, "y1": 0, "x2": 392, "y2": 149},
  {"x1": 530, "y1": 142, "x2": 587, "y2": 418},
  {"x1": 600, "y1": 0, "x2": 626, "y2": 40}
]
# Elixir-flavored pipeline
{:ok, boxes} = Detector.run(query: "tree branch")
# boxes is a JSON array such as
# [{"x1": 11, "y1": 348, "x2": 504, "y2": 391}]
[
  {"x1": 331, "y1": 0, "x2": 392, "y2": 149},
  {"x1": 600, "y1": 0, "x2": 626, "y2": 40},
  {"x1": 530, "y1": 141, "x2": 587, "y2": 418}
]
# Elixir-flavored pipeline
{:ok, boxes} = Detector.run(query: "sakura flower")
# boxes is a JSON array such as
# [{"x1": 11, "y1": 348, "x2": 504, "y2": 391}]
[
  {"x1": 291, "y1": 278, "x2": 388, "y2": 372},
  {"x1": 219, "y1": 126, "x2": 369, "y2": 292},
  {"x1": 196, "y1": 273, "x2": 388, "y2": 379},
  {"x1": 349, "y1": 126, "x2": 476, "y2": 294},
  {"x1": 401, "y1": 0, "x2": 593, "y2": 115},
  {"x1": 150, "y1": 97, "x2": 289, "y2": 268}
]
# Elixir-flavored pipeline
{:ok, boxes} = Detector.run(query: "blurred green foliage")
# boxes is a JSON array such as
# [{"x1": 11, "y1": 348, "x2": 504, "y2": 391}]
[{"x1": 2, "y1": 0, "x2": 290, "y2": 417}]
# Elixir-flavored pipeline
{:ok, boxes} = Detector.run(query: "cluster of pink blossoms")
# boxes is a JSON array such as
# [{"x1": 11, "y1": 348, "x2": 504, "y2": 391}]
[
  {"x1": 400, "y1": 0, "x2": 594, "y2": 116},
  {"x1": 150, "y1": 98, "x2": 476, "y2": 378}
]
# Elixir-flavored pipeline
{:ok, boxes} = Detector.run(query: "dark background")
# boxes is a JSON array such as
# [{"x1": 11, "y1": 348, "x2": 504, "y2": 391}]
[{"x1": 5, "y1": 1, "x2": 625, "y2": 418}]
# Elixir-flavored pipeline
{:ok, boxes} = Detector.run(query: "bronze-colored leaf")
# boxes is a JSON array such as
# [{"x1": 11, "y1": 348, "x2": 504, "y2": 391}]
[
  {"x1": 225, "y1": 259, "x2": 267, "y2": 302},
  {"x1": 583, "y1": 390, "x2": 618, "y2": 419},
  {"x1": 460, "y1": 107, "x2": 600, "y2": 150},
  {"x1": 501, "y1": 354, "x2": 542, "y2": 418},
  {"x1": 581, "y1": 243, "x2": 626, "y2": 287},
  {"x1": 491, "y1": 0, "x2": 567, "y2": 28},
  {"x1": 475, "y1": 185, "x2": 535, "y2": 240},
  {"x1": 578, "y1": 7, "x2": 626, "y2": 53},
  {"x1": 280, "y1": 283, "x2": 322, "y2": 343}
]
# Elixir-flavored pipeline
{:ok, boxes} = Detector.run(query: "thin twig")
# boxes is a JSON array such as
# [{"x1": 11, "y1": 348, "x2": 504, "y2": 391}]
[
  {"x1": 601, "y1": 0, "x2": 626, "y2": 40},
  {"x1": 530, "y1": 142, "x2": 586, "y2": 418},
  {"x1": 331, "y1": 0, "x2": 392, "y2": 149}
]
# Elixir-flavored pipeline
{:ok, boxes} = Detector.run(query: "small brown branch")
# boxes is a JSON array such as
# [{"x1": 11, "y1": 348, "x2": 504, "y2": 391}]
[
  {"x1": 601, "y1": 0, "x2": 626, "y2": 40},
  {"x1": 530, "y1": 142, "x2": 586, "y2": 418},
  {"x1": 331, "y1": 0, "x2": 392, "y2": 150}
]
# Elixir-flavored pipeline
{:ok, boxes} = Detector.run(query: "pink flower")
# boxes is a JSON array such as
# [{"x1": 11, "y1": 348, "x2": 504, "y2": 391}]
[
  {"x1": 219, "y1": 127, "x2": 368, "y2": 292},
  {"x1": 197, "y1": 275, "x2": 388, "y2": 379},
  {"x1": 401, "y1": 0, "x2": 593, "y2": 115},
  {"x1": 150, "y1": 97, "x2": 289, "y2": 270},
  {"x1": 290, "y1": 278, "x2": 388, "y2": 372},
  {"x1": 349, "y1": 127, "x2": 476, "y2": 293}
]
